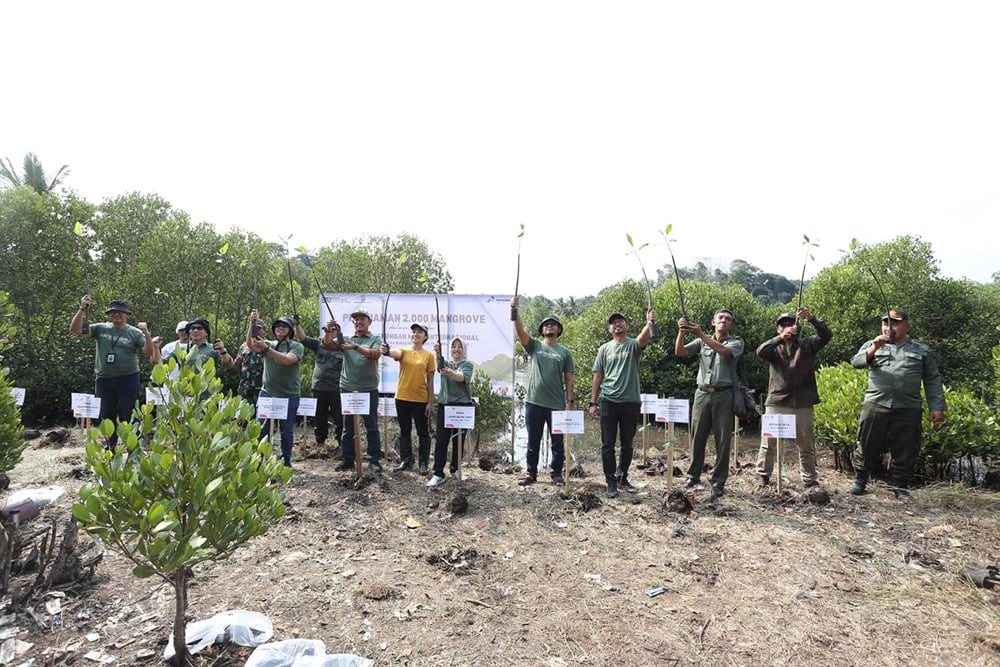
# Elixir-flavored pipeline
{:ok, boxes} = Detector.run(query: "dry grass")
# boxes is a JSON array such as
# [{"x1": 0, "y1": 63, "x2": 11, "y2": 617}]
[{"x1": 8, "y1": 427, "x2": 1000, "y2": 667}]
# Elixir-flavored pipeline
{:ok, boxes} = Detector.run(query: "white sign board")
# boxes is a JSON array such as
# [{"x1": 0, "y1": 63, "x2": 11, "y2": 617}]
[
  {"x1": 641, "y1": 393, "x2": 659, "y2": 415},
  {"x1": 71, "y1": 393, "x2": 102, "y2": 419},
  {"x1": 144, "y1": 387, "x2": 170, "y2": 405},
  {"x1": 297, "y1": 398, "x2": 317, "y2": 417},
  {"x1": 551, "y1": 410, "x2": 585, "y2": 435},
  {"x1": 655, "y1": 398, "x2": 690, "y2": 424},
  {"x1": 444, "y1": 405, "x2": 476, "y2": 430},
  {"x1": 761, "y1": 413, "x2": 797, "y2": 439},
  {"x1": 378, "y1": 397, "x2": 397, "y2": 417},
  {"x1": 342, "y1": 392, "x2": 371, "y2": 416},
  {"x1": 257, "y1": 396, "x2": 290, "y2": 420},
  {"x1": 10, "y1": 388, "x2": 25, "y2": 407}
]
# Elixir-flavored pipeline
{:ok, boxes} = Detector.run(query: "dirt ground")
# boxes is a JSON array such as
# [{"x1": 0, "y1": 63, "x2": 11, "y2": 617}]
[{"x1": 5, "y1": 426, "x2": 1000, "y2": 667}]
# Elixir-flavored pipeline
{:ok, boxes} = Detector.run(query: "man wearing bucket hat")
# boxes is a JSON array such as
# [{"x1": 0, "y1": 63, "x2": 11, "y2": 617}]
[
  {"x1": 848, "y1": 309, "x2": 946, "y2": 498},
  {"x1": 70, "y1": 294, "x2": 156, "y2": 447},
  {"x1": 381, "y1": 321, "x2": 437, "y2": 473},
  {"x1": 247, "y1": 309, "x2": 304, "y2": 467},
  {"x1": 511, "y1": 296, "x2": 576, "y2": 487},
  {"x1": 754, "y1": 308, "x2": 832, "y2": 489},
  {"x1": 326, "y1": 308, "x2": 384, "y2": 473},
  {"x1": 589, "y1": 308, "x2": 656, "y2": 498}
]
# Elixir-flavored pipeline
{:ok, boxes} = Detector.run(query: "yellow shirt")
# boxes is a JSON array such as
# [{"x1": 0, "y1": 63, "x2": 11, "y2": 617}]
[{"x1": 395, "y1": 347, "x2": 436, "y2": 402}]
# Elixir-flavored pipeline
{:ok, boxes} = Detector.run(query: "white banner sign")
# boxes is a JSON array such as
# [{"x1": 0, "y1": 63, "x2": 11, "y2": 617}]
[
  {"x1": 762, "y1": 413, "x2": 797, "y2": 439},
  {"x1": 71, "y1": 393, "x2": 101, "y2": 419},
  {"x1": 444, "y1": 405, "x2": 476, "y2": 430},
  {"x1": 321, "y1": 293, "x2": 513, "y2": 395},
  {"x1": 655, "y1": 398, "x2": 689, "y2": 424},
  {"x1": 551, "y1": 410, "x2": 585, "y2": 435},
  {"x1": 342, "y1": 392, "x2": 371, "y2": 416},
  {"x1": 257, "y1": 396, "x2": 290, "y2": 420},
  {"x1": 10, "y1": 388, "x2": 25, "y2": 407},
  {"x1": 297, "y1": 398, "x2": 318, "y2": 417},
  {"x1": 145, "y1": 387, "x2": 170, "y2": 405},
  {"x1": 641, "y1": 393, "x2": 658, "y2": 415}
]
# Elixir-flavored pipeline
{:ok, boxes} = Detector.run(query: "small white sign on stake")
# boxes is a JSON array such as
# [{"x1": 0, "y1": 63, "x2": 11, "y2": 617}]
[
  {"x1": 655, "y1": 398, "x2": 689, "y2": 424},
  {"x1": 341, "y1": 392, "x2": 371, "y2": 416},
  {"x1": 378, "y1": 397, "x2": 397, "y2": 417},
  {"x1": 71, "y1": 393, "x2": 101, "y2": 419},
  {"x1": 10, "y1": 388, "x2": 25, "y2": 407},
  {"x1": 640, "y1": 393, "x2": 659, "y2": 415},
  {"x1": 145, "y1": 387, "x2": 170, "y2": 405},
  {"x1": 444, "y1": 405, "x2": 475, "y2": 430},
  {"x1": 257, "y1": 396, "x2": 290, "y2": 420},
  {"x1": 551, "y1": 410, "x2": 585, "y2": 435},
  {"x1": 761, "y1": 413, "x2": 797, "y2": 439},
  {"x1": 297, "y1": 398, "x2": 318, "y2": 417}
]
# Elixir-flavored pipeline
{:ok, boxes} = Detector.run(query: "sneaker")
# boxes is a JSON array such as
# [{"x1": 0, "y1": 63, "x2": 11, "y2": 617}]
[
  {"x1": 517, "y1": 474, "x2": 537, "y2": 487},
  {"x1": 683, "y1": 478, "x2": 698, "y2": 489},
  {"x1": 334, "y1": 462, "x2": 353, "y2": 472},
  {"x1": 371, "y1": 461, "x2": 383, "y2": 474},
  {"x1": 551, "y1": 474, "x2": 565, "y2": 487},
  {"x1": 710, "y1": 485, "x2": 725, "y2": 500},
  {"x1": 848, "y1": 479, "x2": 867, "y2": 496},
  {"x1": 619, "y1": 479, "x2": 638, "y2": 494},
  {"x1": 804, "y1": 480, "x2": 819, "y2": 489},
  {"x1": 893, "y1": 487, "x2": 912, "y2": 500},
  {"x1": 450, "y1": 470, "x2": 467, "y2": 481},
  {"x1": 754, "y1": 474, "x2": 769, "y2": 487},
  {"x1": 427, "y1": 474, "x2": 447, "y2": 488},
  {"x1": 418, "y1": 462, "x2": 429, "y2": 476},
  {"x1": 606, "y1": 480, "x2": 618, "y2": 498},
  {"x1": 394, "y1": 458, "x2": 413, "y2": 473}
]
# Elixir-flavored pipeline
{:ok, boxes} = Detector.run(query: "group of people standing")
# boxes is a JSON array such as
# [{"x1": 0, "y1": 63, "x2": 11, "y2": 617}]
[{"x1": 71, "y1": 292, "x2": 947, "y2": 500}]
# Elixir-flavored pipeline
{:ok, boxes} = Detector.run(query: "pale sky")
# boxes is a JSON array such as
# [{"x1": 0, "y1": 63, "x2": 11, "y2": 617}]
[{"x1": 5, "y1": 2, "x2": 998, "y2": 299}]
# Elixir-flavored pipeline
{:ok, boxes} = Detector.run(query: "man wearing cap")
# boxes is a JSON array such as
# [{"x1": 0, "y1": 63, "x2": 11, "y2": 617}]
[
  {"x1": 293, "y1": 317, "x2": 344, "y2": 451},
  {"x1": 247, "y1": 309, "x2": 303, "y2": 467},
  {"x1": 754, "y1": 308, "x2": 832, "y2": 489},
  {"x1": 175, "y1": 318, "x2": 233, "y2": 371},
  {"x1": 326, "y1": 309, "x2": 384, "y2": 473},
  {"x1": 675, "y1": 308, "x2": 744, "y2": 499},
  {"x1": 512, "y1": 296, "x2": 575, "y2": 487},
  {"x1": 849, "y1": 309, "x2": 946, "y2": 497},
  {"x1": 381, "y1": 321, "x2": 436, "y2": 473},
  {"x1": 70, "y1": 294, "x2": 156, "y2": 447},
  {"x1": 589, "y1": 308, "x2": 656, "y2": 498},
  {"x1": 159, "y1": 321, "x2": 189, "y2": 361}
]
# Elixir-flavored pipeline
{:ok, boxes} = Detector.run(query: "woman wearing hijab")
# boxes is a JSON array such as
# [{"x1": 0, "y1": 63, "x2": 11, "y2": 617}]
[
  {"x1": 247, "y1": 309, "x2": 304, "y2": 467},
  {"x1": 427, "y1": 337, "x2": 473, "y2": 488}
]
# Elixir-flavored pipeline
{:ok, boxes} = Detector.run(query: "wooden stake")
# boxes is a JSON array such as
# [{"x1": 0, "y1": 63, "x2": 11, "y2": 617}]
[
  {"x1": 776, "y1": 437, "x2": 783, "y2": 494},
  {"x1": 641, "y1": 412, "x2": 648, "y2": 466},
  {"x1": 666, "y1": 421, "x2": 675, "y2": 488},
  {"x1": 353, "y1": 414, "x2": 363, "y2": 479},
  {"x1": 564, "y1": 433, "x2": 571, "y2": 487}
]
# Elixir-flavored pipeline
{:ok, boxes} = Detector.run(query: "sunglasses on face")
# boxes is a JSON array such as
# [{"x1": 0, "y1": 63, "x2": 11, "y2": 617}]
[{"x1": 189, "y1": 326, "x2": 205, "y2": 331}]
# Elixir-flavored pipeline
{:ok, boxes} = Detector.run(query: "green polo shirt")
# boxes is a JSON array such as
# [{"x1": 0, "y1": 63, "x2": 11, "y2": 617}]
[
  {"x1": 524, "y1": 337, "x2": 575, "y2": 410},
  {"x1": 261, "y1": 340, "x2": 304, "y2": 398},
  {"x1": 89, "y1": 322, "x2": 146, "y2": 379}
]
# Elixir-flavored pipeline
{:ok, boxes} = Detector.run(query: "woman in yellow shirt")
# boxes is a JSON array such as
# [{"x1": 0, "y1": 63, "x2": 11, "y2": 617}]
[{"x1": 381, "y1": 323, "x2": 437, "y2": 474}]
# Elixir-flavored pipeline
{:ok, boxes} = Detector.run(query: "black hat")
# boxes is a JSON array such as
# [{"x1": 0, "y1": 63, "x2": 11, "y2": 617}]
[
  {"x1": 104, "y1": 300, "x2": 132, "y2": 315},
  {"x1": 881, "y1": 309, "x2": 908, "y2": 321},
  {"x1": 272, "y1": 317, "x2": 295, "y2": 334},
  {"x1": 538, "y1": 315, "x2": 563, "y2": 336},
  {"x1": 607, "y1": 312, "x2": 629, "y2": 325},
  {"x1": 185, "y1": 318, "x2": 211, "y2": 338},
  {"x1": 776, "y1": 313, "x2": 797, "y2": 326},
  {"x1": 410, "y1": 322, "x2": 429, "y2": 336}
]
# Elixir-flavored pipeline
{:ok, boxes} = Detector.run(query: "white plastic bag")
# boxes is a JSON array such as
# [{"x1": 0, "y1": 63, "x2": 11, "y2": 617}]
[
  {"x1": 162, "y1": 609, "x2": 273, "y2": 660},
  {"x1": 244, "y1": 639, "x2": 373, "y2": 667},
  {"x1": 5, "y1": 485, "x2": 65, "y2": 508}
]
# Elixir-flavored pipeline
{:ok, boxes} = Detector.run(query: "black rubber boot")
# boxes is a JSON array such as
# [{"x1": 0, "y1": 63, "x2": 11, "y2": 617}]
[{"x1": 848, "y1": 471, "x2": 868, "y2": 496}]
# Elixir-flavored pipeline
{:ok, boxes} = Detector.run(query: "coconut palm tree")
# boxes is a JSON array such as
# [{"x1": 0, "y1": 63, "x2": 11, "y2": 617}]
[{"x1": 0, "y1": 152, "x2": 69, "y2": 194}]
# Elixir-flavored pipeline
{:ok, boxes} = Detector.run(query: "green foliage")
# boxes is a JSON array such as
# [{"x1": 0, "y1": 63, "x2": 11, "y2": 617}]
[
  {"x1": 469, "y1": 369, "x2": 510, "y2": 440},
  {"x1": 0, "y1": 153, "x2": 69, "y2": 194},
  {"x1": 72, "y1": 359, "x2": 290, "y2": 663},
  {"x1": 993, "y1": 326, "x2": 1000, "y2": 408},
  {"x1": 921, "y1": 387, "x2": 1000, "y2": 480},
  {"x1": 814, "y1": 362, "x2": 867, "y2": 448},
  {"x1": 0, "y1": 366, "x2": 26, "y2": 474}
]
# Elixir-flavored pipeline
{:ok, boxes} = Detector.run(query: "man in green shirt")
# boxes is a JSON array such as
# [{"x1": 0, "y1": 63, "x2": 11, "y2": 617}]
[
  {"x1": 675, "y1": 308, "x2": 744, "y2": 500},
  {"x1": 327, "y1": 309, "x2": 384, "y2": 473},
  {"x1": 589, "y1": 309, "x2": 655, "y2": 498},
  {"x1": 848, "y1": 309, "x2": 946, "y2": 498},
  {"x1": 70, "y1": 295, "x2": 156, "y2": 448},
  {"x1": 512, "y1": 296, "x2": 575, "y2": 487}
]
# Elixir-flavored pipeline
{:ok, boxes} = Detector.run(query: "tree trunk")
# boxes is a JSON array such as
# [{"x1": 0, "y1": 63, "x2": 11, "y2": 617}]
[
  {"x1": 0, "y1": 513, "x2": 18, "y2": 595},
  {"x1": 172, "y1": 567, "x2": 189, "y2": 666}
]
